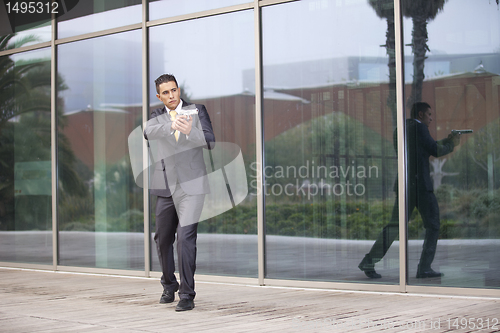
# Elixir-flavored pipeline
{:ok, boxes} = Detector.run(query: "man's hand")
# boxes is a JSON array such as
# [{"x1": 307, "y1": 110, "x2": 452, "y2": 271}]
[
  {"x1": 448, "y1": 132, "x2": 461, "y2": 146},
  {"x1": 172, "y1": 115, "x2": 193, "y2": 135}
]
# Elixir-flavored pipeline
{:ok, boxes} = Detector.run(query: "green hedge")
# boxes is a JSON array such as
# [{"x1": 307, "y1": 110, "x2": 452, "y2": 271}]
[{"x1": 52, "y1": 187, "x2": 500, "y2": 240}]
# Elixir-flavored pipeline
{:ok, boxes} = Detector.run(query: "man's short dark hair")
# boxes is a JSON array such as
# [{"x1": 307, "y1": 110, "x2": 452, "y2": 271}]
[
  {"x1": 155, "y1": 74, "x2": 178, "y2": 94},
  {"x1": 411, "y1": 102, "x2": 431, "y2": 119}
]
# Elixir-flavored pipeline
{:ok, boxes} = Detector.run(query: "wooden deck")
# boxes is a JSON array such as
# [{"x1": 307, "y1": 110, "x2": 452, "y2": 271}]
[{"x1": 0, "y1": 267, "x2": 499, "y2": 332}]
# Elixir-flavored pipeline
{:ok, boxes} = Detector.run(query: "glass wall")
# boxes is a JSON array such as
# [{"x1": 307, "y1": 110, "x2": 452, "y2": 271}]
[
  {"x1": 0, "y1": 3, "x2": 51, "y2": 47},
  {"x1": 58, "y1": 0, "x2": 142, "y2": 39},
  {"x1": 149, "y1": 10, "x2": 257, "y2": 277},
  {"x1": 1, "y1": 0, "x2": 499, "y2": 293},
  {"x1": 0, "y1": 47, "x2": 52, "y2": 264},
  {"x1": 402, "y1": 0, "x2": 500, "y2": 288},
  {"x1": 262, "y1": 0, "x2": 399, "y2": 283},
  {"x1": 149, "y1": 0, "x2": 250, "y2": 21},
  {"x1": 57, "y1": 30, "x2": 144, "y2": 269}
]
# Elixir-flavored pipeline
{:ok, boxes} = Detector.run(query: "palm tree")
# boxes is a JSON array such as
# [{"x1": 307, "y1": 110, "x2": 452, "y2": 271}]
[
  {"x1": 0, "y1": 34, "x2": 42, "y2": 129},
  {"x1": 368, "y1": 0, "x2": 397, "y2": 131},
  {"x1": 0, "y1": 34, "x2": 87, "y2": 230},
  {"x1": 403, "y1": 0, "x2": 499, "y2": 105},
  {"x1": 372, "y1": 0, "x2": 499, "y2": 109},
  {"x1": 402, "y1": 0, "x2": 447, "y2": 106}
]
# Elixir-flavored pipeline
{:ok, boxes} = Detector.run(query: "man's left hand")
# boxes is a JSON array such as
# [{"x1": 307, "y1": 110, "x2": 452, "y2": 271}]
[
  {"x1": 173, "y1": 115, "x2": 193, "y2": 135},
  {"x1": 448, "y1": 132, "x2": 461, "y2": 146}
]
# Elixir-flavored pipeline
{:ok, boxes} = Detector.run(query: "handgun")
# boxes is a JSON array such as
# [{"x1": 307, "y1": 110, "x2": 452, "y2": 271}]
[{"x1": 451, "y1": 129, "x2": 473, "y2": 135}]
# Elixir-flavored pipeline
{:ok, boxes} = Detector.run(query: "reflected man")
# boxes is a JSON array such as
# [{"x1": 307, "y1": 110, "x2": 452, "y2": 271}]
[
  {"x1": 359, "y1": 102, "x2": 460, "y2": 279},
  {"x1": 144, "y1": 74, "x2": 215, "y2": 311}
]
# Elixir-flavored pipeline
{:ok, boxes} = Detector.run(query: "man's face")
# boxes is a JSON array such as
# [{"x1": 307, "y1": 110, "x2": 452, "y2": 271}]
[
  {"x1": 156, "y1": 81, "x2": 181, "y2": 110},
  {"x1": 418, "y1": 108, "x2": 432, "y2": 127}
]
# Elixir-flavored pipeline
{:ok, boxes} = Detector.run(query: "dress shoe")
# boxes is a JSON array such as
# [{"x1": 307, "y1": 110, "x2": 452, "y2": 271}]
[
  {"x1": 175, "y1": 299, "x2": 195, "y2": 311},
  {"x1": 358, "y1": 255, "x2": 382, "y2": 279},
  {"x1": 416, "y1": 269, "x2": 443, "y2": 278},
  {"x1": 361, "y1": 269, "x2": 382, "y2": 279},
  {"x1": 159, "y1": 289, "x2": 176, "y2": 304}
]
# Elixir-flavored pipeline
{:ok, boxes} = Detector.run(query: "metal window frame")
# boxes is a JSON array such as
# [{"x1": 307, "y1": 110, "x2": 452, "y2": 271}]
[
  {"x1": 51, "y1": 5, "x2": 58, "y2": 270},
  {"x1": 142, "y1": 0, "x2": 151, "y2": 278},
  {"x1": 394, "y1": 0, "x2": 407, "y2": 293},
  {"x1": 1, "y1": 0, "x2": 499, "y2": 298},
  {"x1": 254, "y1": 0, "x2": 266, "y2": 286}
]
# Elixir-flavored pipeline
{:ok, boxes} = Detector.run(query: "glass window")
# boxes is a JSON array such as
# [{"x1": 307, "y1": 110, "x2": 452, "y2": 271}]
[
  {"x1": 0, "y1": 47, "x2": 52, "y2": 264},
  {"x1": 57, "y1": 30, "x2": 144, "y2": 270},
  {"x1": 262, "y1": 0, "x2": 399, "y2": 283},
  {"x1": 57, "y1": 0, "x2": 142, "y2": 39},
  {"x1": 0, "y1": 5, "x2": 51, "y2": 48},
  {"x1": 149, "y1": 10, "x2": 257, "y2": 277},
  {"x1": 149, "y1": 0, "x2": 249, "y2": 21},
  {"x1": 402, "y1": 0, "x2": 500, "y2": 288}
]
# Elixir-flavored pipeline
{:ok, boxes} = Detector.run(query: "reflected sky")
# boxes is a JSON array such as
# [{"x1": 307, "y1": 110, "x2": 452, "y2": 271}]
[
  {"x1": 149, "y1": 10, "x2": 254, "y2": 102},
  {"x1": 417, "y1": 0, "x2": 500, "y2": 55},
  {"x1": 58, "y1": 30, "x2": 142, "y2": 112},
  {"x1": 58, "y1": 5, "x2": 142, "y2": 39},
  {"x1": 149, "y1": 0, "x2": 249, "y2": 21}
]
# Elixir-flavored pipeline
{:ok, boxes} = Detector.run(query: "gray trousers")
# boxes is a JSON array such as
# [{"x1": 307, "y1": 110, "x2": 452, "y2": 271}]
[{"x1": 154, "y1": 186, "x2": 205, "y2": 300}]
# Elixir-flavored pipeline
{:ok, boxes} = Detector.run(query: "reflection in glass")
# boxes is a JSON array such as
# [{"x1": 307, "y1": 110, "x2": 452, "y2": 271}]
[
  {"x1": 402, "y1": 0, "x2": 500, "y2": 288},
  {"x1": 0, "y1": 25, "x2": 51, "y2": 49},
  {"x1": 149, "y1": 10, "x2": 257, "y2": 277},
  {"x1": 57, "y1": 30, "x2": 144, "y2": 269},
  {"x1": 149, "y1": 0, "x2": 249, "y2": 21},
  {"x1": 263, "y1": 0, "x2": 399, "y2": 283},
  {"x1": 57, "y1": 0, "x2": 141, "y2": 39},
  {"x1": 0, "y1": 3, "x2": 51, "y2": 47},
  {"x1": 0, "y1": 42, "x2": 52, "y2": 264}
]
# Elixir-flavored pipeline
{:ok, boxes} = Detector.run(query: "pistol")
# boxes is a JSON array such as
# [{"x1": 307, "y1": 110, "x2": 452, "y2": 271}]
[{"x1": 451, "y1": 129, "x2": 473, "y2": 135}]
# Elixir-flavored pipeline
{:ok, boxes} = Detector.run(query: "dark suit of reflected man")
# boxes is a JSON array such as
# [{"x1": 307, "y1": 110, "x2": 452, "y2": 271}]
[
  {"x1": 144, "y1": 74, "x2": 215, "y2": 311},
  {"x1": 359, "y1": 102, "x2": 460, "y2": 279}
]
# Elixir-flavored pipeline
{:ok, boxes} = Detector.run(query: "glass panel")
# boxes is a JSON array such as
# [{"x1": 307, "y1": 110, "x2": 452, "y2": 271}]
[
  {"x1": 0, "y1": 47, "x2": 52, "y2": 264},
  {"x1": 263, "y1": 0, "x2": 399, "y2": 283},
  {"x1": 57, "y1": 30, "x2": 144, "y2": 270},
  {"x1": 403, "y1": 0, "x2": 500, "y2": 288},
  {"x1": 149, "y1": 10, "x2": 257, "y2": 277},
  {"x1": 0, "y1": 4, "x2": 51, "y2": 47},
  {"x1": 57, "y1": 0, "x2": 141, "y2": 39},
  {"x1": 149, "y1": 0, "x2": 249, "y2": 21}
]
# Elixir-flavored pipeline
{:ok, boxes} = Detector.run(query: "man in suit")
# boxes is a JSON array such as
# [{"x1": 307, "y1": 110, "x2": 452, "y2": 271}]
[
  {"x1": 144, "y1": 74, "x2": 215, "y2": 311},
  {"x1": 358, "y1": 102, "x2": 460, "y2": 279}
]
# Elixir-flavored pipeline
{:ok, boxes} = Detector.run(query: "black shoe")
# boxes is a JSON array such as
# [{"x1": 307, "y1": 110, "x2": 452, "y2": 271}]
[
  {"x1": 159, "y1": 289, "x2": 176, "y2": 304},
  {"x1": 358, "y1": 255, "x2": 382, "y2": 279},
  {"x1": 362, "y1": 269, "x2": 382, "y2": 279},
  {"x1": 416, "y1": 269, "x2": 443, "y2": 278},
  {"x1": 175, "y1": 299, "x2": 195, "y2": 311}
]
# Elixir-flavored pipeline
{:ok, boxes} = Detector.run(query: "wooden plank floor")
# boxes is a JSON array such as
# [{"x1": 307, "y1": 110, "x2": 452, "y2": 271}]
[{"x1": 0, "y1": 267, "x2": 499, "y2": 332}]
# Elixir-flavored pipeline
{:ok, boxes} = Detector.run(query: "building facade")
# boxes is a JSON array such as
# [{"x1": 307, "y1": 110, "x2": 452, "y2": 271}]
[{"x1": 0, "y1": 0, "x2": 499, "y2": 297}]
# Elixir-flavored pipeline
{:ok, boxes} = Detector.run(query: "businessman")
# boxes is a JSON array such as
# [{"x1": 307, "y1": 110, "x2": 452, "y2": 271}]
[
  {"x1": 144, "y1": 74, "x2": 215, "y2": 311},
  {"x1": 358, "y1": 102, "x2": 460, "y2": 279}
]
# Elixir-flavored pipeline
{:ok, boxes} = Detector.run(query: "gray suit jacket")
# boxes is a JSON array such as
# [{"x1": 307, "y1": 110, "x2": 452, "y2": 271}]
[{"x1": 144, "y1": 100, "x2": 215, "y2": 197}]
